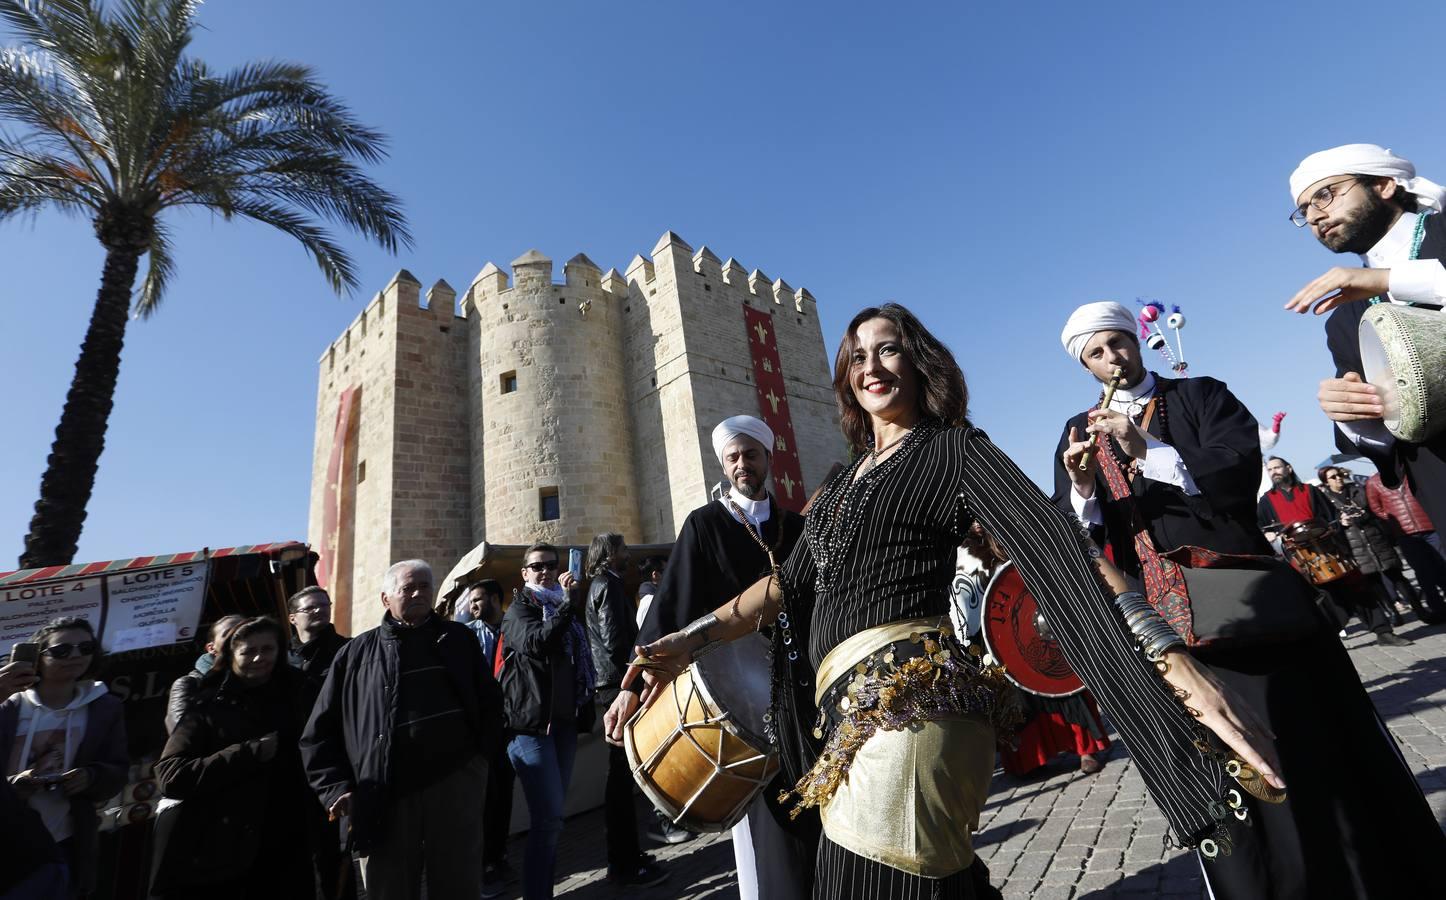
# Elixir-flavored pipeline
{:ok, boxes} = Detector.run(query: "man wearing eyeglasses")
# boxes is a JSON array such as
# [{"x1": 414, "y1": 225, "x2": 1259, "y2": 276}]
[
  {"x1": 498, "y1": 543, "x2": 601, "y2": 899},
  {"x1": 1285, "y1": 143, "x2": 1446, "y2": 552},
  {"x1": 286, "y1": 586, "x2": 356, "y2": 900}
]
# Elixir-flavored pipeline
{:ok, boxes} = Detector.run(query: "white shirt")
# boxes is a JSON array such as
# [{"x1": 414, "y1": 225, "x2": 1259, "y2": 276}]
[
  {"x1": 1069, "y1": 372, "x2": 1201, "y2": 526},
  {"x1": 1339, "y1": 210, "x2": 1446, "y2": 451},
  {"x1": 717, "y1": 489, "x2": 771, "y2": 532}
]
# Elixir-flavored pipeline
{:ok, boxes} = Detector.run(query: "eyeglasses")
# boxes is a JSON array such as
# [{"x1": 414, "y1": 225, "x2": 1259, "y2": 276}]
[
  {"x1": 294, "y1": 604, "x2": 331, "y2": 615},
  {"x1": 41, "y1": 641, "x2": 97, "y2": 659},
  {"x1": 1290, "y1": 178, "x2": 1360, "y2": 227},
  {"x1": 1326, "y1": 474, "x2": 1345, "y2": 480},
  {"x1": 523, "y1": 560, "x2": 559, "y2": 572}
]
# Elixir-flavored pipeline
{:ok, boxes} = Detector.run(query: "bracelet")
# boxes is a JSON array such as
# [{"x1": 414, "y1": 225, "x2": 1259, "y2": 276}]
[
  {"x1": 682, "y1": 613, "x2": 720, "y2": 645},
  {"x1": 1112, "y1": 591, "x2": 1185, "y2": 660}
]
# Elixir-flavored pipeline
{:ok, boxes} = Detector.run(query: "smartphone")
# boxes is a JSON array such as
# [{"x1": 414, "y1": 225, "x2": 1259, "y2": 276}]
[
  {"x1": 10, "y1": 642, "x2": 39, "y2": 665},
  {"x1": 568, "y1": 548, "x2": 583, "y2": 581}
]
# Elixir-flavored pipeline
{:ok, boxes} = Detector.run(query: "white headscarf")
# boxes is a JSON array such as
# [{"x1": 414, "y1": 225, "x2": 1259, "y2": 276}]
[
  {"x1": 1289, "y1": 144, "x2": 1446, "y2": 213},
  {"x1": 711, "y1": 415, "x2": 773, "y2": 465},
  {"x1": 1060, "y1": 301, "x2": 1136, "y2": 362}
]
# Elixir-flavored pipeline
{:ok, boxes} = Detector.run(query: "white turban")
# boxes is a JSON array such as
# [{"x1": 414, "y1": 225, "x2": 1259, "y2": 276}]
[
  {"x1": 1288, "y1": 144, "x2": 1446, "y2": 213},
  {"x1": 1060, "y1": 301, "x2": 1136, "y2": 362},
  {"x1": 712, "y1": 415, "x2": 773, "y2": 464}
]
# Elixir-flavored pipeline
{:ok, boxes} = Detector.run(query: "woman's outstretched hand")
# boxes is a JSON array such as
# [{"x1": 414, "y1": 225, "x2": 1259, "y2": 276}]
[{"x1": 1160, "y1": 649, "x2": 1285, "y2": 790}]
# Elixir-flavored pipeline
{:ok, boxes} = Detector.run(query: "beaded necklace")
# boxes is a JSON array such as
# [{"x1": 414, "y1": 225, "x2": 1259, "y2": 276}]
[
  {"x1": 1368, "y1": 212, "x2": 1427, "y2": 306},
  {"x1": 806, "y1": 419, "x2": 939, "y2": 596}
]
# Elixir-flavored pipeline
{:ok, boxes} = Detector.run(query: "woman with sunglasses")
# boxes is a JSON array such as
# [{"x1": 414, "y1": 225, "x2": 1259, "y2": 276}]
[
  {"x1": 1317, "y1": 466, "x2": 1426, "y2": 624},
  {"x1": 1, "y1": 617, "x2": 127, "y2": 899},
  {"x1": 153, "y1": 616, "x2": 313, "y2": 900}
]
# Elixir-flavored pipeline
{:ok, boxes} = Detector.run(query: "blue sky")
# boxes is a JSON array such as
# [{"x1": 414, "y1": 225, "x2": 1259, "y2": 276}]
[{"x1": 3, "y1": 0, "x2": 1442, "y2": 565}]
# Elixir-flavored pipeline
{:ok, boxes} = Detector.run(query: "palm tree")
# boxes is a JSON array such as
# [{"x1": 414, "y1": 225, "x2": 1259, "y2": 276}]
[{"x1": 0, "y1": 0, "x2": 411, "y2": 568}]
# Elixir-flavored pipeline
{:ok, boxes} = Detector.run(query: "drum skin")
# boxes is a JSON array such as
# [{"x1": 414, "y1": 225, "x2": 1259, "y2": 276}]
[
  {"x1": 624, "y1": 635, "x2": 779, "y2": 832},
  {"x1": 1360, "y1": 303, "x2": 1446, "y2": 443},
  {"x1": 980, "y1": 562, "x2": 1085, "y2": 698}
]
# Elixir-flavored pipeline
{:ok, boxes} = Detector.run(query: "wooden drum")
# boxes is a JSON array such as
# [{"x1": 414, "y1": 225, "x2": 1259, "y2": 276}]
[
  {"x1": 624, "y1": 633, "x2": 779, "y2": 832},
  {"x1": 1282, "y1": 520, "x2": 1357, "y2": 585}
]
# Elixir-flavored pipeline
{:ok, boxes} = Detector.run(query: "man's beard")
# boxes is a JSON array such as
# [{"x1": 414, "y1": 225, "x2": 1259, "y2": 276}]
[
  {"x1": 730, "y1": 473, "x2": 766, "y2": 500},
  {"x1": 1320, "y1": 190, "x2": 1399, "y2": 255}
]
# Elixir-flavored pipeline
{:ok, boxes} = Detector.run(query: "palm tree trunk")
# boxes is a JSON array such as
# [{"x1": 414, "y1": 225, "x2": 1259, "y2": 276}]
[{"x1": 19, "y1": 242, "x2": 142, "y2": 569}]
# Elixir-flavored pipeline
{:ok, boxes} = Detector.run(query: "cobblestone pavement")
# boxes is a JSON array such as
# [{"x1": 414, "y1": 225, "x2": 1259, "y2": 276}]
[{"x1": 505, "y1": 621, "x2": 1446, "y2": 899}]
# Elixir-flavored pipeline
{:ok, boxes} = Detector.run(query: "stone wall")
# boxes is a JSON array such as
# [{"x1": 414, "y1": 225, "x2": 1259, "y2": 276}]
[{"x1": 310, "y1": 232, "x2": 846, "y2": 613}]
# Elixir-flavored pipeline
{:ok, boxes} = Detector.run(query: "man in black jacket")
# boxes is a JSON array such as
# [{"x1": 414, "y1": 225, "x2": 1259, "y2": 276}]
[
  {"x1": 286, "y1": 586, "x2": 355, "y2": 900},
  {"x1": 301, "y1": 559, "x2": 503, "y2": 900},
  {"x1": 583, "y1": 532, "x2": 668, "y2": 887}
]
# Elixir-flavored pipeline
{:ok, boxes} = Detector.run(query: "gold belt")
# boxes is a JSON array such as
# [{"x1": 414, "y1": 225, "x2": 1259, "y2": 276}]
[{"x1": 815, "y1": 616, "x2": 947, "y2": 706}]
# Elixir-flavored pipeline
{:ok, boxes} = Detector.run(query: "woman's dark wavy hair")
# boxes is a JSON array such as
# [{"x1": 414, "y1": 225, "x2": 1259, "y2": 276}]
[
  {"x1": 832, "y1": 303, "x2": 969, "y2": 453},
  {"x1": 207, "y1": 616, "x2": 286, "y2": 685},
  {"x1": 29, "y1": 616, "x2": 103, "y2": 681}
]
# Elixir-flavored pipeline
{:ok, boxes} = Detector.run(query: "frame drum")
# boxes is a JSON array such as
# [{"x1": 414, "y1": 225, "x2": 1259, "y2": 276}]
[
  {"x1": 1360, "y1": 303, "x2": 1446, "y2": 442},
  {"x1": 624, "y1": 633, "x2": 779, "y2": 832}
]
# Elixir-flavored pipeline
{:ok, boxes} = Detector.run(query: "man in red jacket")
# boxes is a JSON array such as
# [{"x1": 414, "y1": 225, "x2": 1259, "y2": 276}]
[{"x1": 1366, "y1": 473, "x2": 1446, "y2": 620}]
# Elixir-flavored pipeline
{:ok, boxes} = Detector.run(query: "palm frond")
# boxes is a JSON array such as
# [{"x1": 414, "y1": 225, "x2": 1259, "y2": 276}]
[{"x1": 134, "y1": 215, "x2": 173, "y2": 317}]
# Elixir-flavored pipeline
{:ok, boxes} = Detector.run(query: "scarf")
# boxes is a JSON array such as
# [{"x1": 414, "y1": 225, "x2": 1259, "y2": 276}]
[{"x1": 525, "y1": 584, "x2": 597, "y2": 705}]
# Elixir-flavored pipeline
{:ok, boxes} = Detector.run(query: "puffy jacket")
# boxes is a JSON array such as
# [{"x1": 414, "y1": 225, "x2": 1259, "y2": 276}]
[
  {"x1": 300, "y1": 612, "x2": 502, "y2": 854},
  {"x1": 499, "y1": 588, "x2": 595, "y2": 736},
  {"x1": 1366, "y1": 473, "x2": 1436, "y2": 536},
  {"x1": 0, "y1": 683, "x2": 127, "y2": 897},
  {"x1": 1322, "y1": 485, "x2": 1401, "y2": 575},
  {"x1": 153, "y1": 665, "x2": 312, "y2": 893},
  {"x1": 585, "y1": 570, "x2": 636, "y2": 700}
]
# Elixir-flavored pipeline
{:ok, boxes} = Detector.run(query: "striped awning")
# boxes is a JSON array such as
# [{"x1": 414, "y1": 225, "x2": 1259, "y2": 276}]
[{"x1": 0, "y1": 542, "x2": 308, "y2": 586}]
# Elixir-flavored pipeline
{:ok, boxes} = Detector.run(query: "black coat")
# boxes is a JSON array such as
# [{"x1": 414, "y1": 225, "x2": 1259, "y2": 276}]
[
  {"x1": 1052, "y1": 374, "x2": 1272, "y2": 574},
  {"x1": 1324, "y1": 211, "x2": 1446, "y2": 536},
  {"x1": 636, "y1": 496, "x2": 805, "y2": 647},
  {"x1": 153, "y1": 666, "x2": 312, "y2": 894},
  {"x1": 585, "y1": 570, "x2": 635, "y2": 701},
  {"x1": 300, "y1": 613, "x2": 502, "y2": 854},
  {"x1": 289, "y1": 624, "x2": 349, "y2": 706},
  {"x1": 1321, "y1": 484, "x2": 1401, "y2": 574},
  {"x1": 499, "y1": 588, "x2": 595, "y2": 735}
]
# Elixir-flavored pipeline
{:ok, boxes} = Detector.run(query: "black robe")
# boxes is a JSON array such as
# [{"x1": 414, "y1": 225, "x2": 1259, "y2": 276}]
[
  {"x1": 1324, "y1": 210, "x2": 1446, "y2": 536},
  {"x1": 1054, "y1": 373, "x2": 1446, "y2": 899},
  {"x1": 636, "y1": 495, "x2": 804, "y2": 647},
  {"x1": 1051, "y1": 374, "x2": 1272, "y2": 571}
]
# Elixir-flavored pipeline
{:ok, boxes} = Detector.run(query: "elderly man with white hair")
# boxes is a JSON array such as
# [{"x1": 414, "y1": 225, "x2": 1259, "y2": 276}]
[
  {"x1": 1284, "y1": 143, "x2": 1446, "y2": 551},
  {"x1": 602, "y1": 414, "x2": 813, "y2": 900},
  {"x1": 301, "y1": 559, "x2": 504, "y2": 900},
  {"x1": 1054, "y1": 300, "x2": 1446, "y2": 898}
]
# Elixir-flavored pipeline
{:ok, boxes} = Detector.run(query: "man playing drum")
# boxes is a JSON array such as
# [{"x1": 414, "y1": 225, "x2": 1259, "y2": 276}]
[
  {"x1": 1284, "y1": 144, "x2": 1446, "y2": 551},
  {"x1": 1256, "y1": 456, "x2": 1407, "y2": 644},
  {"x1": 603, "y1": 414, "x2": 812, "y2": 900},
  {"x1": 1056, "y1": 301, "x2": 1445, "y2": 898}
]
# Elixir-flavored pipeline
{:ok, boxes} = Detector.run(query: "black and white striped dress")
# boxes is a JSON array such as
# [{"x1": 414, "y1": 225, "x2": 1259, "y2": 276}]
[{"x1": 780, "y1": 421, "x2": 1225, "y2": 899}]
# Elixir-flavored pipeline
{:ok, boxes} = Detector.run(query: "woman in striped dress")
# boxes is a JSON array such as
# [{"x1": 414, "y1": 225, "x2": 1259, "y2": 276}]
[{"x1": 625, "y1": 304, "x2": 1280, "y2": 899}]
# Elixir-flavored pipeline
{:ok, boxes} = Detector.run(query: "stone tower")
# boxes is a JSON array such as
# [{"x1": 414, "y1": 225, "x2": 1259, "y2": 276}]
[{"x1": 310, "y1": 231, "x2": 844, "y2": 632}]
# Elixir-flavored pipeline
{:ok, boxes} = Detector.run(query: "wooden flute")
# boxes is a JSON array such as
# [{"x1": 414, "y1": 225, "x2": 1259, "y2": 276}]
[{"x1": 1078, "y1": 366, "x2": 1125, "y2": 471}]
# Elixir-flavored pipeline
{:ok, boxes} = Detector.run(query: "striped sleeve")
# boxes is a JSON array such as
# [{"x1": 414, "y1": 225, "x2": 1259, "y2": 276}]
[{"x1": 959, "y1": 428, "x2": 1226, "y2": 846}]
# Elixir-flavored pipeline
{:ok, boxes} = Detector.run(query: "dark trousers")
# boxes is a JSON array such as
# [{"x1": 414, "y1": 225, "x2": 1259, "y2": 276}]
[
  {"x1": 483, "y1": 745, "x2": 516, "y2": 867},
  {"x1": 603, "y1": 743, "x2": 642, "y2": 871},
  {"x1": 1398, "y1": 533, "x2": 1446, "y2": 615},
  {"x1": 306, "y1": 805, "x2": 356, "y2": 900},
  {"x1": 1324, "y1": 578, "x2": 1391, "y2": 634}
]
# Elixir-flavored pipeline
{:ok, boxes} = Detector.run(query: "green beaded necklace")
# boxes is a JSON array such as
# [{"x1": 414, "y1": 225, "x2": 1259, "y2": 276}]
[{"x1": 1368, "y1": 212, "x2": 1428, "y2": 306}]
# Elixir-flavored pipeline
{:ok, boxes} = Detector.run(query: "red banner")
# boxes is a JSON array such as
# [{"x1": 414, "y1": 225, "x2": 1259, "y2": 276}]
[
  {"x1": 742, "y1": 306, "x2": 807, "y2": 511},
  {"x1": 317, "y1": 386, "x2": 358, "y2": 590}
]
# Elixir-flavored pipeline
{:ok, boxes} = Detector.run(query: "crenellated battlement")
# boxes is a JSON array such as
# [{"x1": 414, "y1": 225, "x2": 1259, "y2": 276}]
[{"x1": 309, "y1": 228, "x2": 844, "y2": 616}]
